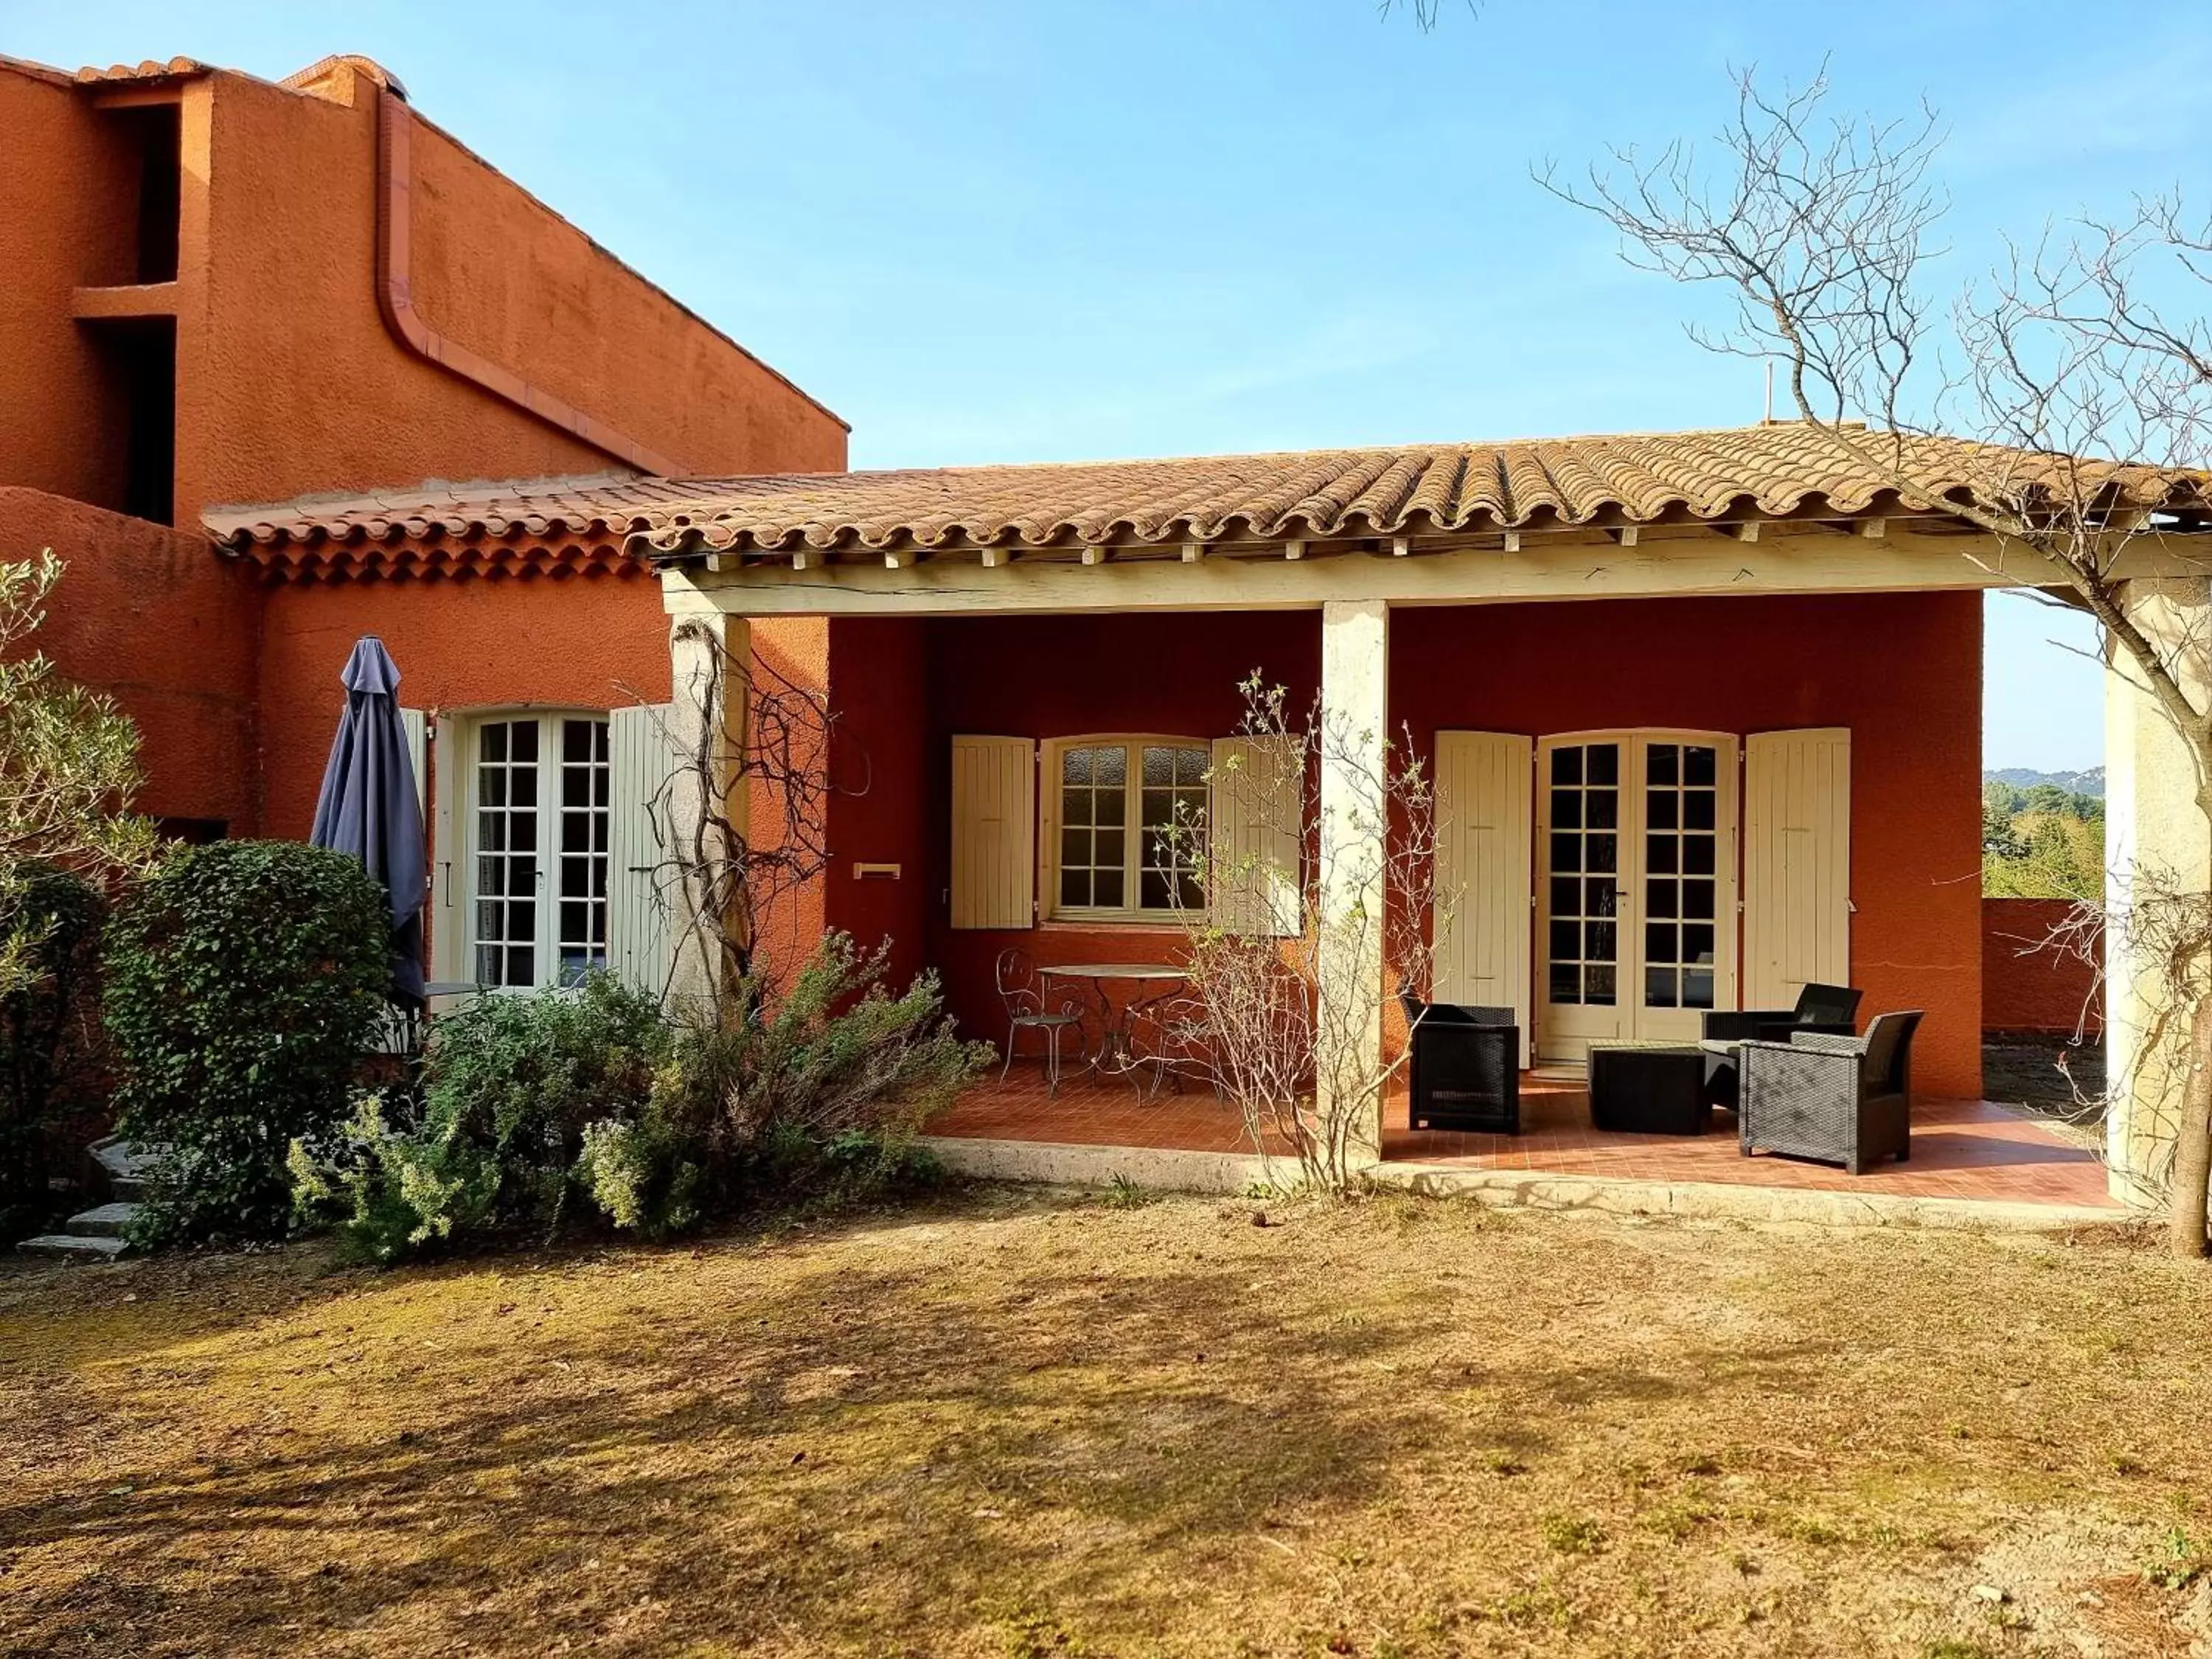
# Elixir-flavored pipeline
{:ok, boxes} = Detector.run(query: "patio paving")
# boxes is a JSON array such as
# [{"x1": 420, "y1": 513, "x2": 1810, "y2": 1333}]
[{"x1": 931, "y1": 1063, "x2": 2121, "y2": 1211}]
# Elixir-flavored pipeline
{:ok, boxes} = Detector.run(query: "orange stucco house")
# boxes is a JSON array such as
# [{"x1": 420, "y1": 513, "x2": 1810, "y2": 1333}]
[{"x1": 7, "y1": 48, "x2": 2197, "y2": 1206}]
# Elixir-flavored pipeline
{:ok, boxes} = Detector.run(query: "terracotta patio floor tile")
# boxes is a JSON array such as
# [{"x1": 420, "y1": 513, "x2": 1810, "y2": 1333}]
[{"x1": 933, "y1": 1062, "x2": 2121, "y2": 1211}]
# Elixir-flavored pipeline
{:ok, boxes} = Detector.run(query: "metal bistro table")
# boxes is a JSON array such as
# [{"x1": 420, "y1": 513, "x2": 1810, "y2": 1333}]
[{"x1": 1040, "y1": 963, "x2": 1189, "y2": 1093}]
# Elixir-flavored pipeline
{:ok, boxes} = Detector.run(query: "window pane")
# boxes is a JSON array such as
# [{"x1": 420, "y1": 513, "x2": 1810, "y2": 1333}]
[
  {"x1": 1684, "y1": 923, "x2": 1715, "y2": 964},
  {"x1": 1587, "y1": 744, "x2": 1618, "y2": 785},
  {"x1": 1550, "y1": 832, "x2": 1581, "y2": 874},
  {"x1": 1585, "y1": 964, "x2": 1616, "y2": 1006},
  {"x1": 1095, "y1": 828, "x2": 1124, "y2": 867},
  {"x1": 1093, "y1": 868, "x2": 1124, "y2": 908},
  {"x1": 1646, "y1": 835, "x2": 1677, "y2": 875},
  {"x1": 1093, "y1": 787, "x2": 1125, "y2": 826},
  {"x1": 1684, "y1": 835, "x2": 1716, "y2": 875},
  {"x1": 1683, "y1": 968, "x2": 1716, "y2": 1009},
  {"x1": 1584, "y1": 920, "x2": 1615, "y2": 963},
  {"x1": 1551, "y1": 747, "x2": 1584, "y2": 785},
  {"x1": 1646, "y1": 966, "x2": 1679, "y2": 1008},
  {"x1": 1684, "y1": 746, "x2": 1717, "y2": 787},
  {"x1": 1141, "y1": 869, "x2": 1172, "y2": 910},
  {"x1": 1647, "y1": 790, "x2": 1677, "y2": 831},
  {"x1": 1648, "y1": 744, "x2": 1678, "y2": 785},
  {"x1": 1060, "y1": 827, "x2": 1087, "y2": 866},
  {"x1": 479, "y1": 723, "x2": 507, "y2": 762},
  {"x1": 1549, "y1": 919, "x2": 1579, "y2": 960},
  {"x1": 564, "y1": 720, "x2": 594, "y2": 762},
  {"x1": 1586, "y1": 789, "x2": 1618, "y2": 830},
  {"x1": 1551, "y1": 789, "x2": 1582, "y2": 830},
  {"x1": 1683, "y1": 879, "x2": 1716, "y2": 920},
  {"x1": 1142, "y1": 746, "x2": 1172, "y2": 787},
  {"x1": 1550, "y1": 963, "x2": 1581, "y2": 1004},
  {"x1": 1062, "y1": 747, "x2": 1093, "y2": 785},
  {"x1": 1646, "y1": 879, "x2": 1677, "y2": 919},
  {"x1": 1549, "y1": 877, "x2": 1580, "y2": 915},
  {"x1": 1685, "y1": 791, "x2": 1716, "y2": 831},
  {"x1": 1585, "y1": 879, "x2": 1618, "y2": 917},
  {"x1": 1586, "y1": 834, "x2": 1617, "y2": 875},
  {"x1": 1095, "y1": 746, "x2": 1127, "y2": 785},
  {"x1": 511, "y1": 722, "x2": 538, "y2": 762},
  {"x1": 1646, "y1": 921, "x2": 1677, "y2": 964}
]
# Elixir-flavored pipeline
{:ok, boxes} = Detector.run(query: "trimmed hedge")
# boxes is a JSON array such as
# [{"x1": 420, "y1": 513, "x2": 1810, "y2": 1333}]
[{"x1": 107, "y1": 840, "x2": 393, "y2": 1245}]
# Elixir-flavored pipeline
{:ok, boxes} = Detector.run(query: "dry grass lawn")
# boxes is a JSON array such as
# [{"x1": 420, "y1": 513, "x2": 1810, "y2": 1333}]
[{"x1": 3, "y1": 1186, "x2": 2211, "y2": 1658}]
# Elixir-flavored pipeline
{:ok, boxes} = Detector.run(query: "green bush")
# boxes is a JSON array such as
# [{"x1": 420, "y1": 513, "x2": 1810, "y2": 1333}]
[
  {"x1": 296, "y1": 972, "x2": 672, "y2": 1261},
  {"x1": 106, "y1": 840, "x2": 392, "y2": 1245},
  {"x1": 0, "y1": 866, "x2": 108, "y2": 1239},
  {"x1": 293, "y1": 935, "x2": 989, "y2": 1264}
]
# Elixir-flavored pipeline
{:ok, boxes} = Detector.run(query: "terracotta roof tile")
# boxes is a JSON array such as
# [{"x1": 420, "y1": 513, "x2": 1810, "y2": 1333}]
[{"x1": 204, "y1": 425, "x2": 2208, "y2": 582}]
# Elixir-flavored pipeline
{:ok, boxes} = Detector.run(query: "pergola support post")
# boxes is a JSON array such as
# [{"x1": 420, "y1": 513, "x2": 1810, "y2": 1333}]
[
  {"x1": 2104, "y1": 576, "x2": 2212, "y2": 1207},
  {"x1": 666, "y1": 611, "x2": 750, "y2": 1021},
  {"x1": 1316, "y1": 598, "x2": 1391, "y2": 1169}
]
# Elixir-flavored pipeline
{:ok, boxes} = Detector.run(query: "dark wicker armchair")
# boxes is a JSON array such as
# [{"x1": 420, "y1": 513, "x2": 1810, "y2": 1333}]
[
  {"x1": 1700, "y1": 982, "x2": 1864, "y2": 1109},
  {"x1": 1400, "y1": 993, "x2": 1520, "y2": 1134},
  {"x1": 1737, "y1": 1010, "x2": 1923, "y2": 1174}
]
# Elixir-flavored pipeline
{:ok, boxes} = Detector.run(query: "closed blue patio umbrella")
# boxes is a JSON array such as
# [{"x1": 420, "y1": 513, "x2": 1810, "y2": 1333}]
[{"x1": 310, "y1": 636, "x2": 428, "y2": 1005}]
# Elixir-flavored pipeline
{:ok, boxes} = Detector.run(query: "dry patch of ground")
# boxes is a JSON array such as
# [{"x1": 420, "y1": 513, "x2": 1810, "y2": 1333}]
[{"x1": 2, "y1": 1188, "x2": 2208, "y2": 1658}]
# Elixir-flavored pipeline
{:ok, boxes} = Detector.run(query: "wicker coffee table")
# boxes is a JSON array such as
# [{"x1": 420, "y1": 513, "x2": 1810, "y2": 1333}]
[{"x1": 1587, "y1": 1041, "x2": 1713, "y2": 1135}]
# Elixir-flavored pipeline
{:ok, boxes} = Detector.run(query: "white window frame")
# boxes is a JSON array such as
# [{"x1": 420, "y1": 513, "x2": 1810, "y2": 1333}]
[
  {"x1": 1039, "y1": 733, "x2": 1211, "y2": 926},
  {"x1": 458, "y1": 707, "x2": 613, "y2": 992}
]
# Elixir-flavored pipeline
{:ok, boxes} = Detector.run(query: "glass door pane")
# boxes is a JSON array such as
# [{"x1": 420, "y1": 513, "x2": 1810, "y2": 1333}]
[
  {"x1": 1544, "y1": 741, "x2": 1620, "y2": 1009},
  {"x1": 473, "y1": 718, "x2": 540, "y2": 987},
  {"x1": 1639, "y1": 742, "x2": 1720, "y2": 1012}
]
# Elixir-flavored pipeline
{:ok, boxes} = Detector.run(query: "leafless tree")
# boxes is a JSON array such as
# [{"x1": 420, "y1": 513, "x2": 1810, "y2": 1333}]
[
  {"x1": 1163, "y1": 675, "x2": 1451, "y2": 1193},
  {"x1": 1540, "y1": 66, "x2": 2212, "y2": 1253}
]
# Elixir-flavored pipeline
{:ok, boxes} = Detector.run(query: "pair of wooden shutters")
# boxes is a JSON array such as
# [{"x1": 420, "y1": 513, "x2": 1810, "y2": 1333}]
[
  {"x1": 417, "y1": 704, "x2": 683, "y2": 1003},
  {"x1": 947, "y1": 735, "x2": 1302, "y2": 936},
  {"x1": 1433, "y1": 728, "x2": 1850, "y2": 1047}
]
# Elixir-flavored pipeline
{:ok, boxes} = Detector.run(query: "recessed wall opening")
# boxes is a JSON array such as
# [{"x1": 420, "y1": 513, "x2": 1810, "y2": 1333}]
[
  {"x1": 84, "y1": 317, "x2": 176, "y2": 524},
  {"x1": 102, "y1": 102, "x2": 182, "y2": 285}
]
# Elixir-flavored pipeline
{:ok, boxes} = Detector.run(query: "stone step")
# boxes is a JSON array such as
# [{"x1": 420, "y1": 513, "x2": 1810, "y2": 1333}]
[
  {"x1": 91, "y1": 1138, "x2": 165, "y2": 1201},
  {"x1": 17, "y1": 1233, "x2": 128, "y2": 1262},
  {"x1": 66, "y1": 1203, "x2": 140, "y2": 1239}
]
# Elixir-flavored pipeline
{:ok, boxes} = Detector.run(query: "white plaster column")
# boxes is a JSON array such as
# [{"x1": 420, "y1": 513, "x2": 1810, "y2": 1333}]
[
  {"x1": 1316, "y1": 599, "x2": 1391, "y2": 1167},
  {"x1": 666, "y1": 610, "x2": 750, "y2": 1021},
  {"x1": 2104, "y1": 576, "x2": 2212, "y2": 1206}
]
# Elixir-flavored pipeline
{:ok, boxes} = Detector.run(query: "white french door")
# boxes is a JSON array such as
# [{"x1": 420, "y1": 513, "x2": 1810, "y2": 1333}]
[
  {"x1": 1535, "y1": 731, "x2": 1738, "y2": 1063},
  {"x1": 465, "y1": 713, "x2": 612, "y2": 990}
]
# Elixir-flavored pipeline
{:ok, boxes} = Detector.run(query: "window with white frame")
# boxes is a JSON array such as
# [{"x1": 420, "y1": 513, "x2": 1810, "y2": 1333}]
[
  {"x1": 1047, "y1": 737, "x2": 1208, "y2": 921},
  {"x1": 467, "y1": 713, "x2": 611, "y2": 988}
]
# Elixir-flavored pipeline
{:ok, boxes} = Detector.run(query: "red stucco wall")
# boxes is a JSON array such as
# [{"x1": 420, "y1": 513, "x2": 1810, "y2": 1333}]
[
  {"x1": 0, "y1": 68, "x2": 144, "y2": 512},
  {"x1": 1, "y1": 487, "x2": 260, "y2": 830},
  {"x1": 1983, "y1": 897, "x2": 2101, "y2": 1036},
  {"x1": 2, "y1": 55, "x2": 846, "y2": 534},
  {"x1": 187, "y1": 66, "x2": 846, "y2": 524},
  {"x1": 822, "y1": 619, "x2": 933, "y2": 995},
  {"x1": 869, "y1": 594, "x2": 1983, "y2": 1100}
]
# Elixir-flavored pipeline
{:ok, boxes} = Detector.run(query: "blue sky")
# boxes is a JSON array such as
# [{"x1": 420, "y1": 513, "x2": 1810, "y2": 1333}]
[{"x1": 13, "y1": 0, "x2": 2205, "y2": 771}]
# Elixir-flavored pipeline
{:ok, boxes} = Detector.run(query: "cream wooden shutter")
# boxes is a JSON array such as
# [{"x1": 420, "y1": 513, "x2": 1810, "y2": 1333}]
[
  {"x1": 428, "y1": 713, "x2": 465, "y2": 991},
  {"x1": 399, "y1": 707, "x2": 428, "y2": 817},
  {"x1": 950, "y1": 736, "x2": 1035, "y2": 930},
  {"x1": 1743, "y1": 728, "x2": 1851, "y2": 1009},
  {"x1": 1208, "y1": 735, "x2": 1302, "y2": 937},
  {"x1": 608, "y1": 704, "x2": 681, "y2": 1001},
  {"x1": 1433, "y1": 731, "x2": 1534, "y2": 1065}
]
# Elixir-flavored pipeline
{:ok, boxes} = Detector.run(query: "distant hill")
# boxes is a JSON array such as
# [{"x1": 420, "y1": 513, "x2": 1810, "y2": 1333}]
[{"x1": 1986, "y1": 767, "x2": 2104, "y2": 799}]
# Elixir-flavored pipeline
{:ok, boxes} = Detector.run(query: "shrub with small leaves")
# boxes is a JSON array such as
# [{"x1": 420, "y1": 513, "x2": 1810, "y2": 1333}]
[{"x1": 106, "y1": 840, "x2": 392, "y2": 1245}]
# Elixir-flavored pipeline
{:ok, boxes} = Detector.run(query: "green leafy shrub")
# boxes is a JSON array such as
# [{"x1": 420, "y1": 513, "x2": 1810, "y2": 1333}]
[
  {"x1": 106, "y1": 840, "x2": 392, "y2": 1245},
  {"x1": 0, "y1": 866, "x2": 108, "y2": 1239},
  {"x1": 293, "y1": 935, "x2": 987, "y2": 1263},
  {"x1": 297, "y1": 973, "x2": 671, "y2": 1261}
]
